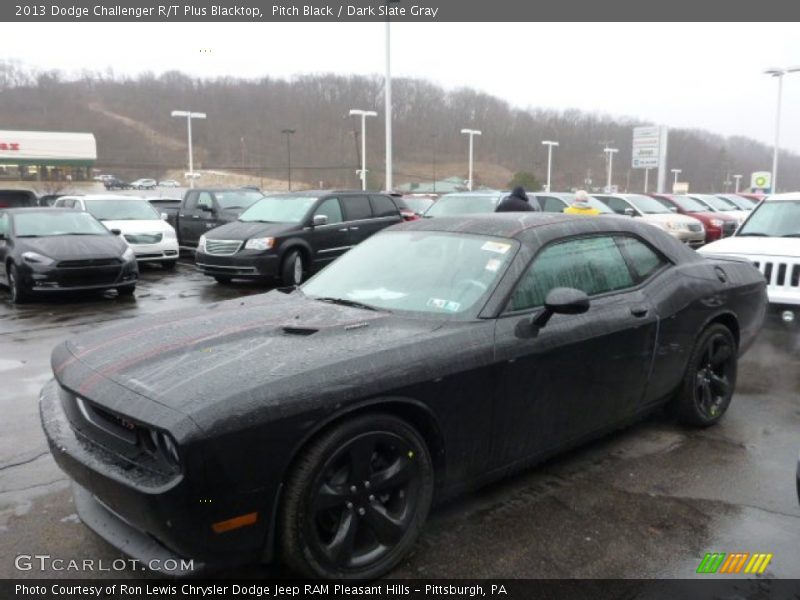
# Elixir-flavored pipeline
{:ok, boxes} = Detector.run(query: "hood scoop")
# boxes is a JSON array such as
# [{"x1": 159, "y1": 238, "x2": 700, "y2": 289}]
[{"x1": 281, "y1": 326, "x2": 318, "y2": 336}]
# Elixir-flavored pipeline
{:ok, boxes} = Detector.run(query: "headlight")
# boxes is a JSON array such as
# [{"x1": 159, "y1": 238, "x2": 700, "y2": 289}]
[
  {"x1": 146, "y1": 428, "x2": 181, "y2": 467},
  {"x1": 664, "y1": 221, "x2": 677, "y2": 230},
  {"x1": 162, "y1": 228, "x2": 177, "y2": 239},
  {"x1": 710, "y1": 219, "x2": 724, "y2": 228},
  {"x1": 244, "y1": 237, "x2": 275, "y2": 251},
  {"x1": 197, "y1": 234, "x2": 206, "y2": 252},
  {"x1": 22, "y1": 251, "x2": 54, "y2": 265},
  {"x1": 122, "y1": 247, "x2": 136, "y2": 261}
]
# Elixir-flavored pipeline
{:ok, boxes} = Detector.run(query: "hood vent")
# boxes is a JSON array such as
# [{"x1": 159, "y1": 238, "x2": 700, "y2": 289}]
[{"x1": 282, "y1": 326, "x2": 318, "y2": 336}]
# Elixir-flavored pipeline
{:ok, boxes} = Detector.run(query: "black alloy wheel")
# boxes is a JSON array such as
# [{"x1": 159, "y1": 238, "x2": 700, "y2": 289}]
[
  {"x1": 8, "y1": 263, "x2": 29, "y2": 304},
  {"x1": 676, "y1": 323, "x2": 737, "y2": 427},
  {"x1": 281, "y1": 415, "x2": 434, "y2": 579}
]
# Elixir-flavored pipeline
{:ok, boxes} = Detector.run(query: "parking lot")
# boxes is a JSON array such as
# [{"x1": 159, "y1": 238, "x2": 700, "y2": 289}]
[{"x1": 1, "y1": 259, "x2": 799, "y2": 579}]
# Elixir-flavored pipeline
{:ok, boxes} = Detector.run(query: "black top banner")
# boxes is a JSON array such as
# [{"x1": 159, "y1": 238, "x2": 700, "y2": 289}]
[{"x1": 2, "y1": 0, "x2": 799, "y2": 22}]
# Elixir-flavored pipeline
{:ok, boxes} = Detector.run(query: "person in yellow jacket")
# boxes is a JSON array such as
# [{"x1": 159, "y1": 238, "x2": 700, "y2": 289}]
[{"x1": 563, "y1": 190, "x2": 601, "y2": 215}]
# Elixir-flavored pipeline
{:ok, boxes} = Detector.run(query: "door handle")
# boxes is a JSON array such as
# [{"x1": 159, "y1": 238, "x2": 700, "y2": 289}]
[
  {"x1": 192, "y1": 215, "x2": 200, "y2": 219},
  {"x1": 338, "y1": 228, "x2": 349, "y2": 232},
  {"x1": 350, "y1": 226, "x2": 359, "y2": 231},
  {"x1": 630, "y1": 306, "x2": 649, "y2": 318}
]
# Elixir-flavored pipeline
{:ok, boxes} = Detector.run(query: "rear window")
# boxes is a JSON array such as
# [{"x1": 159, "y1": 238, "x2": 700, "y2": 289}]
[
  {"x1": 0, "y1": 191, "x2": 37, "y2": 208},
  {"x1": 369, "y1": 195, "x2": 400, "y2": 218},
  {"x1": 342, "y1": 196, "x2": 373, "y2": 221}
]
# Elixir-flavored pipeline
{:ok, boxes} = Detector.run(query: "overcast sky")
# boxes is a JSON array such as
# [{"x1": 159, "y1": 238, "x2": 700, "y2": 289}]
[{"x1": 6, "y1": 22, "x2": 800, "y2": 152}]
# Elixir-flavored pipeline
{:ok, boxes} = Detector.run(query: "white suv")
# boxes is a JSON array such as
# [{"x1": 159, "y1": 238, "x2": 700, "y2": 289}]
[{"x1": 699, "y1": 193, "x2": 800, "y2": 326}]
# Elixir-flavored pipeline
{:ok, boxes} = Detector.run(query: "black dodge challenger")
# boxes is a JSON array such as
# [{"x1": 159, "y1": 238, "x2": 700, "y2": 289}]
[{"x1": 40, "y1": 213, "x2": 766, "y2": 578}]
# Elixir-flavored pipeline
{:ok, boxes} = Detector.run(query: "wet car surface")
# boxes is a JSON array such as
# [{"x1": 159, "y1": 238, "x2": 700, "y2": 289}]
[{"x1": 1, "y1": 259, "x2": 799, "y2": 579}]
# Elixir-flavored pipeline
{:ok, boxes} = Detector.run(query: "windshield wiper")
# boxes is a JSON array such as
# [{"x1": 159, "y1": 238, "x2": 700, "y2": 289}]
[
  {"x1": 314, "y1": 297, "x2": 385, "y2": 312},
  {"x1": 736, "y1": 232, "x2": 768, "y2": 237},
  {"x1": 781, "y1": 233, "x2": 800, "y2": 238}
]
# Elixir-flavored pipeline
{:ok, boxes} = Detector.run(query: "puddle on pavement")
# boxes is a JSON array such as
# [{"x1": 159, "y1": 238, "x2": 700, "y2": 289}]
[{"x1": 0, "y1": 358, "x2": 24, "y2": 372}]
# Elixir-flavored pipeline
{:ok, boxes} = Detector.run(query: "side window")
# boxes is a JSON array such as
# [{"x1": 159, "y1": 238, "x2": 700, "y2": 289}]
[
  {"x1": 314, "y1": 197, "x2": 343, "y2": 224},
  {"x1": 508, "y1": 236, "x2": 635, "y2": 312},
  {"x1": 183, "y1": 192, "x2": 198, "y2": 210},
  {"x1": 0, "y1": 213, "x2": 8, "y2": 236},
  {"x1": 540, "y1": 196, "x2": 566, "y2": 213},
  {"x1": 617, "y1": 236, "x2": 668, "y2": 281},
  {"x1": 369, "y1": 195, "x2": 400, "y2": 218},
  {"x1": 197, "y1": 192, "x2": 214, "y2": 210},
  {"x1": 341, "y1": 195, "x2": 372, "y2": 221},
  {"x1": 604, "y1": 197, "x2": 631, "y2": 215}
]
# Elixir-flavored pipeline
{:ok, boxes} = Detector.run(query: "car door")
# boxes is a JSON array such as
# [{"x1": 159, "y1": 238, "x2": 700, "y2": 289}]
[
  {"x1": 601, "y1": 196, "x2": 638, "y2": 217},
  {"x1": 340, "y1": 195, "x2": 375, "y2": 246},
  {"x1": 308, "y1": 197, "x2": 351, "y2": 267},
  {"x1": 539, "y1": 195, "x2": 569, "y2": 213},
  {"x1": 182, "y1": 191, "x2": 215, "y2": 246},
  {"x1": 490, "y1": 234, "x2": 658, "y2": 467},
  {"x1": 368, "y1": 194, "x2": 404, "y2": 234},
  {"x1": 0, "y1": 212, "x2": 9, "y2": 284}
]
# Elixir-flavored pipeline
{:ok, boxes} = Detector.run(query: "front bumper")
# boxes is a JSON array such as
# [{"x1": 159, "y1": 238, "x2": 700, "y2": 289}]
[
  {"x1": 129, "y1": 239, "x2": 180, "y2": 263},
  {"x1": 39, "y1": 379, "x2": 267, "y2": 573},
  {"x1": 195, "y1": 250, "x2": 279, "y2": 279},
  {"x1": 22, "y1": 260, "x2": 138, "y2": 293},
  {"x1": 765, "y1": 303, "x2": 800, "y2": 330},
  {"x1": 668, "y1": 229, "x2": 706, "y2": 248}
]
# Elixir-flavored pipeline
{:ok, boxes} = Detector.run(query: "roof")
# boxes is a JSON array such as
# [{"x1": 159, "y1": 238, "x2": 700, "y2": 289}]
[
  {"x1": 438, "y1": 190, "x2": 504, "y2": 198},
  {"x1": 1, "y1": 207, "x2": 75, "y2": 214},
  {"x1": 764, "y1": 192, "x2": 800, "y2": 201},
  {"x1": 58, "y1": 194, "x2": 144, "y2": 200},
  {"x1": 531, "y1": 192, "x2": 575, "y2": 200},
  {"x1": 262, "y1": 189, "x2": 375, "y2": 197}
]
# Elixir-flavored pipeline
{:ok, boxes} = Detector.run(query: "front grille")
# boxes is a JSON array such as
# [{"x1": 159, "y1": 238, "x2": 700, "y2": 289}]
[
  {"x1": 752, "y1": 260, "x2": 800, "y2": 289},
  {"x1": 688, "y1": 223, "x2": 703, "y2": 232},
  {"x1": 124, "y1": 233, "x2": 163, "y2": 244},
  {"x1": 722, "y1": 222, "x2": 737, "y2": 237},
  {"x1": 57, "y1": 268, "x2": 121, "y2": 287},
  {"x1": 204, "y1": 239, "x2": 242, "y2": 256},
  {"x1": 57, "y1": 258, "x2": 122, "y2": 268}
]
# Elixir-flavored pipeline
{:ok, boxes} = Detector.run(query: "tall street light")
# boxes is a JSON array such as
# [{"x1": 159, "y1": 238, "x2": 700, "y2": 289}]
[
  {"x1": 603, "y1": 147, "x2": 618, "y2": 193},
  {"x1": 281, "y1": 128, "x2": 296, "y2": 191},
  {"x1": 541, "y1": 140, "x2": 559, "y2": 192},
  {"x1": 384, "y1": 0, "x2": 400, "y2": 192},
  {"x1": 349, "y1": 109, "x2": 377, "y2": 190},
  {"x1": 171, "y1": 110, "x2": 206, "y2": 189},
  {"x1": 733, "y1": 174, "x2": 742, "y2": 193},
  {"x1": 461, "y1": 128, "x2": 482, "y2": 191},
  {"x1": 764, "y1": 66, "x2": 800, "y2": 193},
  {"x1": 671, "y1": 168, "x2": 682, "y2": 188}
]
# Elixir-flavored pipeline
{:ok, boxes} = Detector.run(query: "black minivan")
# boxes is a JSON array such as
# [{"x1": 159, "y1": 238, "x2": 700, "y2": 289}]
[{"x1": 195, "y1": 190, "x2": 404, "y2": 285}]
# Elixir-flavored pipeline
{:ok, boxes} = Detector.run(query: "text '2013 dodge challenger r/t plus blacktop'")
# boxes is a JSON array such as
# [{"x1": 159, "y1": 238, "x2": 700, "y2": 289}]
[{"x1": 40, "y1": 214, "x2": 766, "y2": 579}]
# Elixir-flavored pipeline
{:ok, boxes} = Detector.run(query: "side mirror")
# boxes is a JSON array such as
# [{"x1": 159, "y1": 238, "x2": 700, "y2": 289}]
[
  {"x1": 161, "y1": 213, "x2": 168, "y2": 220},
  {"x1": 312, "y1": 214, "x2": 329, "y2": 227},
  {"x1": 110, "y1": 228, "x2": 122, "y2": 236},
  {"x1": 199, "y1": 204, "x2": 215, "y2": 213},
  {"x1": 533, "y1": 287, "x2": 590, "y2": 328},
  {"x1": 623, "y1": 207, "x2": 636, "y2": 217},
  {"x1": 669, "y1": 206, "x2": 678, "y2": 213}
]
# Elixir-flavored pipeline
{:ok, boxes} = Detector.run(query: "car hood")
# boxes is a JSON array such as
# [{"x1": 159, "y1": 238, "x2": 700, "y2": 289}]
[
  {"x1": 52, "y1": 291, "x2": 474, "y2": 432},
  {"x1": 699, "y1": 236, "x2": 800, "y2": 259},
  {"x1": 101, "y1": 219, "x2": 175, "y2": 234},
  {"x1": 19, "y1": 234, "x2": 126, "y2": 260},
  {"x1": 205, "y1": 220, "x2": 297, "y2": 240}
]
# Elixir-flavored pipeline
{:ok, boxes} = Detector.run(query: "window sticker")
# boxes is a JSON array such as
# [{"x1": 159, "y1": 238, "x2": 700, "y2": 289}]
[
  {"x1": 427, "y1": 298, "x2": 461, "y2": 312},
  {"x1": 485, "y1": 258, "x2": 502, "y2": 272},
  {"x1": 427, "y1": 298, "x2": 447, "y2": 309},
  {"x1": 349, "y1": 288, "x2": 407, "y2": 301},
  {"x1": 481, "y1": 241, "x2": 511, "y2": 254}
]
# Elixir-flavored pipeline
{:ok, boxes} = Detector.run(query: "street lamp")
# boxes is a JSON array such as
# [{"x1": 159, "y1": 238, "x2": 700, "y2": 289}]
[
  {"x1": 349, "y1": 110, "x2": 377, "y2": 190},
  {"x1": 281, "y1": 128, "x2": 296, "y2": 191},
  {"x1": 384, "y1": 0, "x2": 401, "y2": 191},
  {"x1": 764, "y1": 66, "x2": 800, "y2": 193},
  {"x1": 603, "y1": 147, "x2": 618, "y2": 193},
  {"x1": 671, "y1": 168, "x2": 682, "y2": 187},
  {"x1": 541, "y1": 140, "x2": 559, "y2": 193},
  {"x1": 461, "y1": 128, "x2": 482, "y2": 191},
  {"x1": 733, "y1": 174, "x2": 743, "y2": 193},
  {"x1": 171, "y1": 110, "x2": 206, "y2": 189}
]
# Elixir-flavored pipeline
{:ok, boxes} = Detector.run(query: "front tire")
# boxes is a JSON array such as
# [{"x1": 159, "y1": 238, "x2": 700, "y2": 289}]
[
  {"x1": 213, "y1": 275, "x2": 232, "y2": 284},
  {"x1": 117, "y1": 284, "x2": 136, "y2": 296},
  {"x1": 674, "y1": 323, "x2": 737, "y2": 427},
  {"x1": 8, "y1": 263, "x2": 30, "y2": 304},
  {"x1": 281, "y1": 250, "x2": 305, "y2": 286},
  {"x1": 280, "y1": 414, "x2": 434, "y2": 579}
]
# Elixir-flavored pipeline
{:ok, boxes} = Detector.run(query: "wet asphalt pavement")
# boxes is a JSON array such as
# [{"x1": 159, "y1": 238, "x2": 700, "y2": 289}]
[{"x1": 0, "y1": 261, "x2": 798, "y2": 580}]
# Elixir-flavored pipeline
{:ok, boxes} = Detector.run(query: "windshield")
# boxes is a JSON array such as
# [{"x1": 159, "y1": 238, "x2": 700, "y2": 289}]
[
  {"x1": 425, "y1": 194, "x2": 499, "y2": 217},
  {"x1": 302, "y1": 230, "x2": 518, "y2": 315},
  {"x1": 736, "y1": 200, "x2": 800, "y2": 237},
  {"x1": 215, "y1": 191, "x2": 264, "y2": 210},
  {"x1": 625, "y1": 194, "x2": 672, "y2": 214},
  {"x1": 667, "y1": 195, "x2": 708, "y2": 212},
  {"x1": 404, "y1": 197, "x2": 435, "y2": 214},
  {"x1": 693, "y1": 195, "x2": 737, "y2": 211},
  {"x1": 717, "y1": 194, "x2": 753, "y2": 210},
  {"x1": 84, "y1": 199, "x2": 160, "y2": 221},
  {"x1": 240, "y1": 196, "x2": 318, "y2": 223},
  {"x1": 13, "y1": 211, "x2": 110, "y2": 237}
]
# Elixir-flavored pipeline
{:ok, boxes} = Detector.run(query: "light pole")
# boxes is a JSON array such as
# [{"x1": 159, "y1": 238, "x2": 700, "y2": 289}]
[
  {"x1": 461, "y1": 128, "x2": 482, "y2": 191},
  {"x1": 349, "y1": 109, "x2": 377, "y2": 190},
  {"x1": 171, "y1": 110, "x2": 206, "y2": 188},
  {"x1": 603, "y1": 147, "x2": 618, "y2": 193},
  {"x1": 541, "y1": 140, "x2": 559, "y2": 192},
  {"x1": 281, "y1": 128, "x2": 295, "y2": 191},
  {"x1": 384, "y1": 1, "x2": 400, "y2": 192},
  {"x1": 764, "y1": 67, "x2": 800, "y2": 193},
  {"x1": 671, "y1": 168, "x2": 682, "y2": 188},
  {"x1": 733, "y1": 174, "x2": 742, "y2": 193}
]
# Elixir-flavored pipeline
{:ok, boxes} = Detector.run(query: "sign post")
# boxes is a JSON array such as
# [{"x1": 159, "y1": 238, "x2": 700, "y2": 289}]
[{"x1": 632, "y1": 126, "x2": 669, "y2": 193}]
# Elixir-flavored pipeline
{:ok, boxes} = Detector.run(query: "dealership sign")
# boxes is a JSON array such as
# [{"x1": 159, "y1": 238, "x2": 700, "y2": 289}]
[
  {"x1": 632, "y1": 126, "x2": 662, "y2": 169},
  {"x1": 0, "y1": 130, "x2": 96, "y2": 164},
  {"x1": 751, "y1": 171, "x2": 771, "y2": 192},
  {"x1": 0, "y1": 143, "x2": 20, "y2": 151}
]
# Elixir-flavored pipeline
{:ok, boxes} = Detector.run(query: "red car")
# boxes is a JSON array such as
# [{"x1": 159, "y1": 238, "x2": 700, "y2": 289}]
[{"x1": 649, "y1": 193, "x2": 738, "y2": 242}]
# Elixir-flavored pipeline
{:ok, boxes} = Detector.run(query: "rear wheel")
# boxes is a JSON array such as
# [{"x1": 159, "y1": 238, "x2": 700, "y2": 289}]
[
  {"x1": 213, "y1": 275, "x2": 232, "y2": 284},
  {"x1": 8, "y1": 263, "x2": 30, "y2": 304},
  {"x1": 281, "y1": 250, "x2": 305, "y2": 286},
  {"x1": 674, "y1": 323, "x2": 737, "y2": 427},
  {"x1": 280, "y1": 414, "x2": 434, "y2": 579}
]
